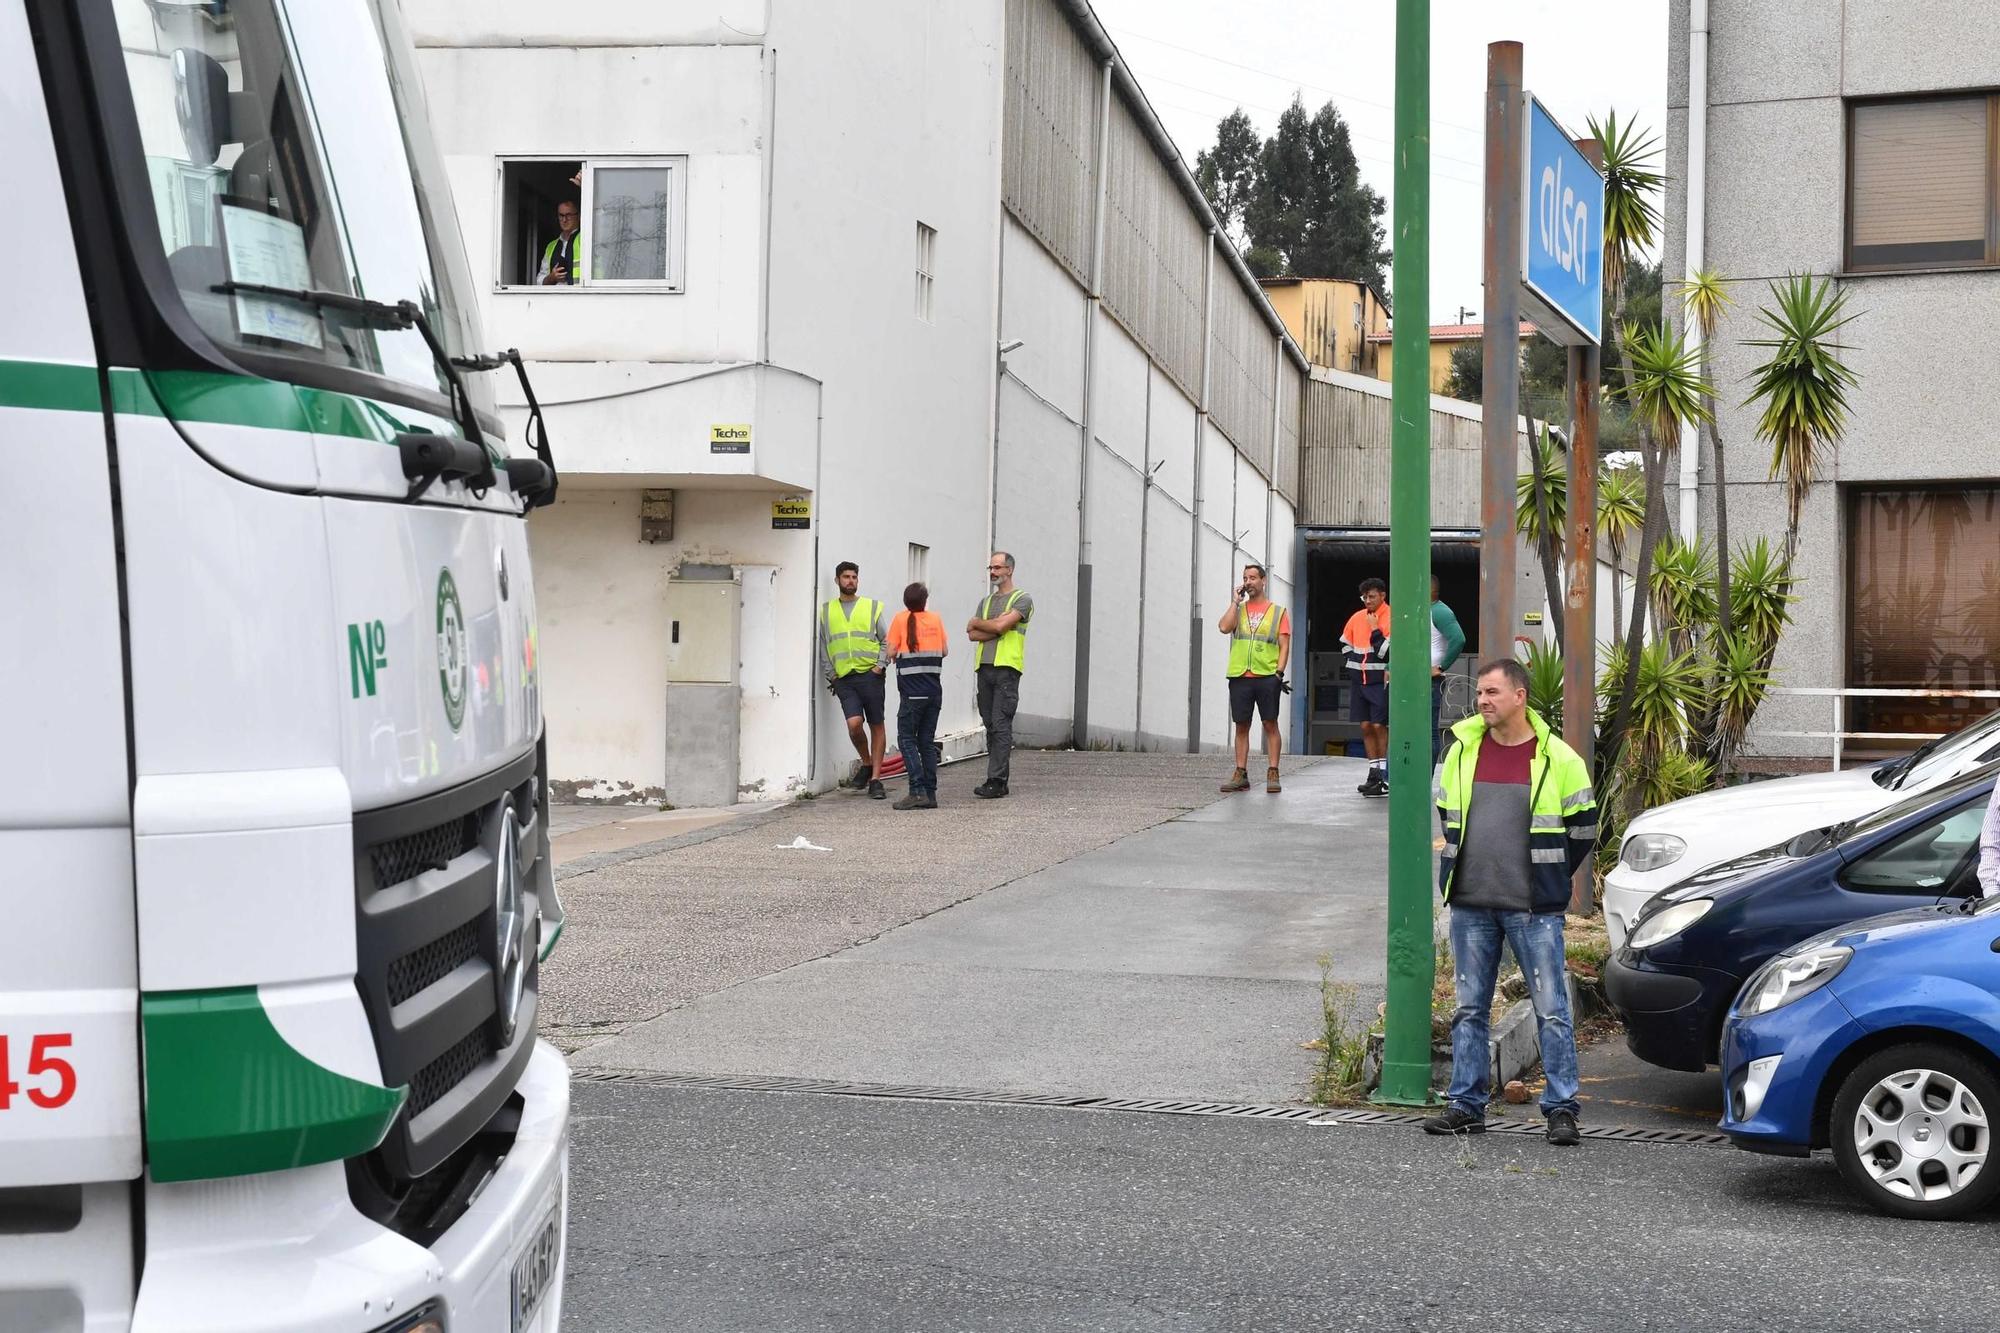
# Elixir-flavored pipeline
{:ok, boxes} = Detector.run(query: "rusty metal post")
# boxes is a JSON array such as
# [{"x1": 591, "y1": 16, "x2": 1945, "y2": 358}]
[
  {"x1": 1563, "y1": 136, "x2": 1603, "y2": 916},
  {"x1": 1479, "y1": 42, "x2": 1524, "y2": 660}
]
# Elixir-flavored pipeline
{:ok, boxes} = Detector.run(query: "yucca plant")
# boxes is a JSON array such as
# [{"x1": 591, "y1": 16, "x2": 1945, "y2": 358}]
[
  {"x1": 1711, "y1": 630, "x2": 1777, "y2": 762},
  {"x1": 1637, "y1": 744, "x2": 1716, "y2": 810},
  {"x1": 1744, "y1": 274, "x2": 1860, "y2": 558},
  {"x1": 1604, "y1": 324, "x2": 1714, "y2": 778},
  {"x1": 1676, "y1": 269, "x2": 1737, "y2": 634},
  {"x1": 1597, "y1": 466, "x2": 1646, "y2": 634},
  {"x1": 1727, "y1": 537, "x2": 1794, "y2": 656},
  {"x1": 1588, "y1": 110, "x2": 1665, "y2": 396},
  {"x1": 1649, "y1": 537, "x2": 1720, "y2": 655},
  {"x1": 1517, "y1": 423, "x2": 1568, "y2": 649},
  {"x1": 1523, "y1": 638, "x2": 1566, "y2": 730},
  {"x1": 1627, "y1": 641, "x2": 1709, "y2": 765}
]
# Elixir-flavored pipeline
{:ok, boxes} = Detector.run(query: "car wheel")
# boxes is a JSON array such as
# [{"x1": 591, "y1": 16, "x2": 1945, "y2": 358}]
[{"x1": 1830, "y1": 1044, "x2": 2000, "y2": 1221}]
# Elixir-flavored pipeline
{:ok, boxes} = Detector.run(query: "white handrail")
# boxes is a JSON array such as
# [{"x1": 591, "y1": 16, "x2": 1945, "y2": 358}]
[{"x1": 1760, "y1": 686, "x2": 2000, "y2": 771}]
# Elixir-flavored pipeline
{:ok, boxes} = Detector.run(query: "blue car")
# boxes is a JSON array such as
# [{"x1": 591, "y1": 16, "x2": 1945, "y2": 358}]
[
  {"x1": 1719, "y1": 896, "x2": 2000, "y2": 1219},
  {"x1": 1606, "y1": 766, "x2": 1996, "y2": 1071}
]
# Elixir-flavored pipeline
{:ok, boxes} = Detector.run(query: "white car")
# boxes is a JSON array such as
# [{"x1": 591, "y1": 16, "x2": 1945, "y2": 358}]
[{"x1": 1604, "y1": 710, "x2": 2000, "y2": 948}]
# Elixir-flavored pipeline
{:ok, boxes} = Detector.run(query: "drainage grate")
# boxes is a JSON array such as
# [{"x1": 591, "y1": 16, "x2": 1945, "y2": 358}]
[{"x1": 570, "y1": 1069, "x2": 1728, "y2": 1144}]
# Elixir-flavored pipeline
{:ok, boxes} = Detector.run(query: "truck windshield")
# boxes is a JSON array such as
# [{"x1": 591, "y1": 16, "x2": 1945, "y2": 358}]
[{"x1": 105, "y1": 0, "x2": 489, "y2": 419}]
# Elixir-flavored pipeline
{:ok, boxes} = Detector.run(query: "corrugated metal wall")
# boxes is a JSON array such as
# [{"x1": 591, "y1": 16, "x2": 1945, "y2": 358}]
[
  {"x1": 1275, "y1": 356, "x2": 1302, "y2": 502},
  {"x1": 1099, "y1": 99, "x2": 1207, "y2": 400},
  {"x1": 1001, "y1": 0, "x2": 1099, "y2": 287},
  {"x1": 1206, "y1": 275, "x2": 1276, "y2": 475},
  {"x1": 1298, "y1": 371, "x2": 1489, "y2": 528}
]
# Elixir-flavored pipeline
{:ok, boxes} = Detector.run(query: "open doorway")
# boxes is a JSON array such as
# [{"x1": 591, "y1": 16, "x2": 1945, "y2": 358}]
[{"x1": 498, "y1": 160, "x2": 582, "y2": 286}]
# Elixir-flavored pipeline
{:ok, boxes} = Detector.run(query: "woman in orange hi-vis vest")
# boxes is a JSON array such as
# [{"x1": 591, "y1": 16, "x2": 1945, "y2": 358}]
[
  {"x1": 1341, "y1": 577, "x2": 1394, "y2": 797},
  {"x1": 886, "y1": 583, "x2": 949, "y2": 809}
]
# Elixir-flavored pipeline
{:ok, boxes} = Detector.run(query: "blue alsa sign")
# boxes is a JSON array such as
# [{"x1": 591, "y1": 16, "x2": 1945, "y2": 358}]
[{"x1": 1519, "y1": 94, "x2": 1604, "y2": 346}]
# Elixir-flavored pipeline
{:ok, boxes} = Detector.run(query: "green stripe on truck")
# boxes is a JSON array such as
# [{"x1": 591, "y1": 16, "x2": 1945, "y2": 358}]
[{"x1": 140, "y1": 988, "x2": 407, "y2": 1183}]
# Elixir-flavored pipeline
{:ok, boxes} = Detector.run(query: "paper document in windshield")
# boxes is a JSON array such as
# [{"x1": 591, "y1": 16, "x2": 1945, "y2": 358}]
[{"x1": 219, "y1": 204, "x2": 325, "y2": 349}]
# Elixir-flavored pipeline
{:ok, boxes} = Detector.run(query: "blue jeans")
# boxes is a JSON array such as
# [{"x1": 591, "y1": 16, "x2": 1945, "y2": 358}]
[
  {"x1": 1446, "y1": 907, "x2": 1580, "y2": 1119},
  {"x1": 898, "y1": 694, "x2": 941, "y2": 796}
]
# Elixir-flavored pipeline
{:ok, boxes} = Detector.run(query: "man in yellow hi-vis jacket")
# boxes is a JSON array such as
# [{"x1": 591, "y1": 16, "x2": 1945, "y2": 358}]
[{"x1": 1422, "y1": 657, "x2": 1598, "y2": 1147}]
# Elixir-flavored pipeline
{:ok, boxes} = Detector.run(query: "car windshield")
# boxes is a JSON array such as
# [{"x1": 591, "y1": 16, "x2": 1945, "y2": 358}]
[
  {"x1": 1878, "y1": 709, "x2": 2000, "y2": 791},
  {"x1": 104, "y1": 0, "x2": 489, "y2": 417},
  {"x1": 1839, "y1": 763, "x2": 1998, "y2": 847}
]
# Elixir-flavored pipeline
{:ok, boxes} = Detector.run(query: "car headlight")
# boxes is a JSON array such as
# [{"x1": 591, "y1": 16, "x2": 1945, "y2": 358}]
[
  {"x1": 1620, "y1": 832, "x2": 1688, "y2": 873},
  {"x1": 1738, "y1": 947, "x2": 1851, "y2": 1017},
  {"x1": 1627, "y1": 898, "x2": 1714, "y2": 951}
]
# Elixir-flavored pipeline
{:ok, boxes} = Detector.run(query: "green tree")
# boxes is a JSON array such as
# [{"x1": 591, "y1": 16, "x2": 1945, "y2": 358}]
[
  {"x1": 1676, "y1": 269, "x2": 1736, "y2": 635},
  {"x1": 1442, "y1": 343, "x2": 1482, "y2": 402},
  {"x1": 1194, "y1": 109, "x2": 1262, "y2": 246},
  {"x1": 1198, "y1": 95, "x2": 1391, "y2": 290},
  {"x1": 1743, "y1": 274, "x2": 1860, "y2": 559}
]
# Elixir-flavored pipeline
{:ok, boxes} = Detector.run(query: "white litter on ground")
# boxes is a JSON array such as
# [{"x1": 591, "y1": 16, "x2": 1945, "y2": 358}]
[{"x1": 775, "y1": 836, "x2": 832, "y2": 852}]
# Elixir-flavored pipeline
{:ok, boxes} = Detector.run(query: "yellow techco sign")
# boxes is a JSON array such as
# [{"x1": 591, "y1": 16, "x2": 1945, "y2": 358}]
[
  {"x1": 771, "y1": 495, "x2": 811, "y2": 530},
  {"x1": 709, "y1": 423, "x2": 751, "y2": 455}
]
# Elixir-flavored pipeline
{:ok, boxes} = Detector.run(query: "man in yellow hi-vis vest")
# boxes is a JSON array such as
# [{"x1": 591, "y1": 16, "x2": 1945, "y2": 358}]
[
  {"x1": 1217, "y1": 562, "x2": 1291, "y2": 794},
  {"x1": 820, "y1": 560, "x2": 889, "y2": 798},
  {"x1": 537, "y1": 200, "x2": 581, "y2": 285},
  {"x1": 965, "y1": 551, "x2": 1034, "y2": 799}
]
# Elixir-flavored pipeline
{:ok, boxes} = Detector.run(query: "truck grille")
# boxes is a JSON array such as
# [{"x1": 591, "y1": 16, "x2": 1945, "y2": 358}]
[{"x1": 351, "y1": 743, "x2": 548, "y2": 1180}]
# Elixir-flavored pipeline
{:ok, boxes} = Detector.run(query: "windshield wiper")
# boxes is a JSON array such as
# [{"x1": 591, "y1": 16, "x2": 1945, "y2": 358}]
[
  {"x1": 451, "y1": 348, "x2": 558, "y2": 510},
  {"x1": 1885, "y1": 736, "x2": 1944, "y2": 790},
  {"x1": 209, "y1": 282, "x2": 495, "y2": 501}
]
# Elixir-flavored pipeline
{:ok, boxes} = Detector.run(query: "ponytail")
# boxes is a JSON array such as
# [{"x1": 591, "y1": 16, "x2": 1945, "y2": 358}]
[{"x1": 903, "y1": 582, "x2": 929, "y2": 651}]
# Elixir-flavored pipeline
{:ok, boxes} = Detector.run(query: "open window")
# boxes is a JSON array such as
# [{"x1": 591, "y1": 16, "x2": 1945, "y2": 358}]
[{"x1": 496, "y1": 156, "x2": 687, "y2": 291}]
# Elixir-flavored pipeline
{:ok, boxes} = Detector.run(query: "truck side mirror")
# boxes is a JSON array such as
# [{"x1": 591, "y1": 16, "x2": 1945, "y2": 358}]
[{"x1": 172, "y1": 47, "x2": 231, "y2": 167}]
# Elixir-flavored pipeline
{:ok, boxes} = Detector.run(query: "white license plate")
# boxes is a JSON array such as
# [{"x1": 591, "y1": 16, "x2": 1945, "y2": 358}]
[{"x1": 510, "y1": 1198, "x2": 562, "y2": 1332}]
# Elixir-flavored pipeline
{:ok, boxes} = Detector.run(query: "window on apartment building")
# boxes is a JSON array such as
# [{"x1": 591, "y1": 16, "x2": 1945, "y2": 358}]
[
  {"x1": 915, "y1": 222, "x2": 938, "y2": 322},
  {"x1": 1847, "y1": 96, "x2": 1995, "y2": 271},
  {"x1": 1846, "y1": 485, "x2": 2000, "y2": 749},
  {"x1": 496, "y1": 157, "x2": 688, "y2": 290}
]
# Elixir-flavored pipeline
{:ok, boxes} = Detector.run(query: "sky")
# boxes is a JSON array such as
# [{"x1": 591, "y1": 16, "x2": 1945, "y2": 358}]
[{"x1": 1084, "y1": 0, "x2": 1669, "y2": 325}]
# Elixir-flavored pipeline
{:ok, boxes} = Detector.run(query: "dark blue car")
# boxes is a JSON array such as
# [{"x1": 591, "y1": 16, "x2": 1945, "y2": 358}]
[
  {"x1": 1606, "y1": 765, "x2": 1997, "y2": 1071},
  {"x1": 1719, "y1": 896, "x2": 2000, "y2": 1219}
]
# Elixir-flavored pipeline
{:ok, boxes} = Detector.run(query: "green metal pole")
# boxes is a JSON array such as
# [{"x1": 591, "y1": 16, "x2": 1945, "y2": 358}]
[{"x1": 1376, "y1": 0, "x2": 1435, "y2": 1107}]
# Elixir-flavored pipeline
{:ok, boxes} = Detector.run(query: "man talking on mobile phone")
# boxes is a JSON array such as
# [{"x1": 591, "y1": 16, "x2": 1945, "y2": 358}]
[{"x1": 1216, "y1": 563, "x2": 1291, "y2": 794}]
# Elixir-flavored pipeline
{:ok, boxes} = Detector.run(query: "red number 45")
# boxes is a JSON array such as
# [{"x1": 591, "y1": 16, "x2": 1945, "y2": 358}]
[{"x1": 0, "y1": 1034, "x2": 76, "y2": 1110}]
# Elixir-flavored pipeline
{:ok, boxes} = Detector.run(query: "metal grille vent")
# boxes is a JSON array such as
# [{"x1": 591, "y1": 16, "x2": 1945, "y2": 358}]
[
  {"x1": 409, "y1": 1028, "x2": 493, "y2": 1118},
  {"x1": 369, "y1": 814, "x2": 479, "y2": 890},
  {"x1": 386, "y1": 920, "x2": 481, "y2": 1006},
  {"x1": 570, "y1": 1070, "x2": 1732, "y2": 1146}
]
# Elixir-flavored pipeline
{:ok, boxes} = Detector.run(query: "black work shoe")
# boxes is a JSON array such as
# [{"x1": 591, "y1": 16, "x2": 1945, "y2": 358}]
[
  {"x1": 843, "y1": 763, "x2": 867, "y2": 789},
  {"x1": 868, "y1": 780, "x2": 886, "y2": 800},
  {"x1": 1420, "y1": 1106, "x2": 1487, "y2": 1136},
  {"x1": 1546, "y1": 1110, "x2": 1581, "y2": 1147},
  {"x1": 974, "y1": 780, "x2": 1008, "y2": 799},
  {"x1": 893, "y1": 793, "x2": 924, "y2": 810},
  {"x1": 1359, "y1": 776, "x2": 1388, "y2": 798},
  {"x1": 918, "y1": 792, "x2": 938, "y2": 809}
]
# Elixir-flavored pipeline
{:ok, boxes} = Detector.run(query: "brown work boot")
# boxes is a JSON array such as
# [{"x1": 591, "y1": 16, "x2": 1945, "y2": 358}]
[
  {"x1": 1266, "y1": 767, "x2": 1282, "y2": 794},
  {"x1": 1219, "y1": 768, "x2": 1250, "y2": 793}
]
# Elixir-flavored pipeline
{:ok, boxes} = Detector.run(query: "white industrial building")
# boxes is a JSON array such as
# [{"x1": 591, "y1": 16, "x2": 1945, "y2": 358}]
[{"x1": 409, "y1": 0, "x2": 1310, "y2": 803}]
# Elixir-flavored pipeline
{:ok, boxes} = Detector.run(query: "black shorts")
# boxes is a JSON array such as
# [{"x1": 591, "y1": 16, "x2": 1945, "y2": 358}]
[
  {"x1": 1229, "y1": 674, "x2": 1283, "y2": 725},
  {"x1": 1349, "y1": 675, "x2": 1389, "y2": 725},
  {"x1": 832, "y1": 671, "x2": 885, "y2": 725}
]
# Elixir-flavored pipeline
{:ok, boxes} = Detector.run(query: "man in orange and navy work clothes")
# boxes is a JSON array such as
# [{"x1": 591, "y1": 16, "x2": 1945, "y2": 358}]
[
  {"x1": 1217, "y1": 563, "x2": 1291, "y2": 794},
  {"x1": 1341, "y1": 576, "x2": 1393, "y2": 797}
]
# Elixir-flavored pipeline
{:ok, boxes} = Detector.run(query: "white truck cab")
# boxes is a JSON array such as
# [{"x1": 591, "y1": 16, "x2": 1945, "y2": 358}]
[{"x1": 3, "y1": 1, "x2": 569, "y2": 1328}]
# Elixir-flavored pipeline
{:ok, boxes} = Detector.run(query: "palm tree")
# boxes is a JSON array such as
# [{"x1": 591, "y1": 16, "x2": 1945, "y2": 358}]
[
  {"x1": 1597, "y1": 466, "x2": 1646, "y2": 634},
  {"x1": 1743, "y1": 274, "x2": 1860, "y2": 559},
  {"x1": 1676, "y1": 269, "x2": 1736, "y2": 635},
  {"x1": 1603, "y1": 322, "x2": 1712, "y2": 778}
]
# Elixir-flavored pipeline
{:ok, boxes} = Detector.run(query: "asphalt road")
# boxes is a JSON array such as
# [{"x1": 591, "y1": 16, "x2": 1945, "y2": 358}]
[{"x1": 564, "y1": 1080, "x2": 2000, "y2": 1333}]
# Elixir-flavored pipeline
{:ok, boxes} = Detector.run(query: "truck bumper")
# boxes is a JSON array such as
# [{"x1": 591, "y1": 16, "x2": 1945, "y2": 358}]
[{"x1": 131, "y1": 1039, "x2": 570, "y2": 1333}]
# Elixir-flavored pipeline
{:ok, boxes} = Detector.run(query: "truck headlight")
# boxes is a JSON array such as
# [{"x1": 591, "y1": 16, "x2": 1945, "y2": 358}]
[
  {"x1": 1627, "y1": 898, "x2": 1713, "y2": 951},
  {"x1": 369, "y1": 1303, "x2": 444, "y2": 1333},
  {"x1": 1620, "y1": 833, "x2": 1688, "y2": 873},
  {"x1": 1738, "y1": 947, "x2": 1851, "y2": 1017}
]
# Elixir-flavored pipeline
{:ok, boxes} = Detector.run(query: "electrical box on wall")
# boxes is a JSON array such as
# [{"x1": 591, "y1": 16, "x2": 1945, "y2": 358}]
[
  {"x1": 663, "y1": 579, "x2": 738, "y2": 684},
  {"x1": 640, "y1": 489, "x2": 676, "y2": 543}
]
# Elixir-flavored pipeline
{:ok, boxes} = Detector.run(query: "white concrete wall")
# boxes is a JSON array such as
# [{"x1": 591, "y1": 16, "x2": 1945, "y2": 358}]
[
  {"x1": 764, "y1": 0, "x2": 1006, "y2": 775},
  {"x1": 529, "y1": 486, "x2": 816, "y2": 801}
]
